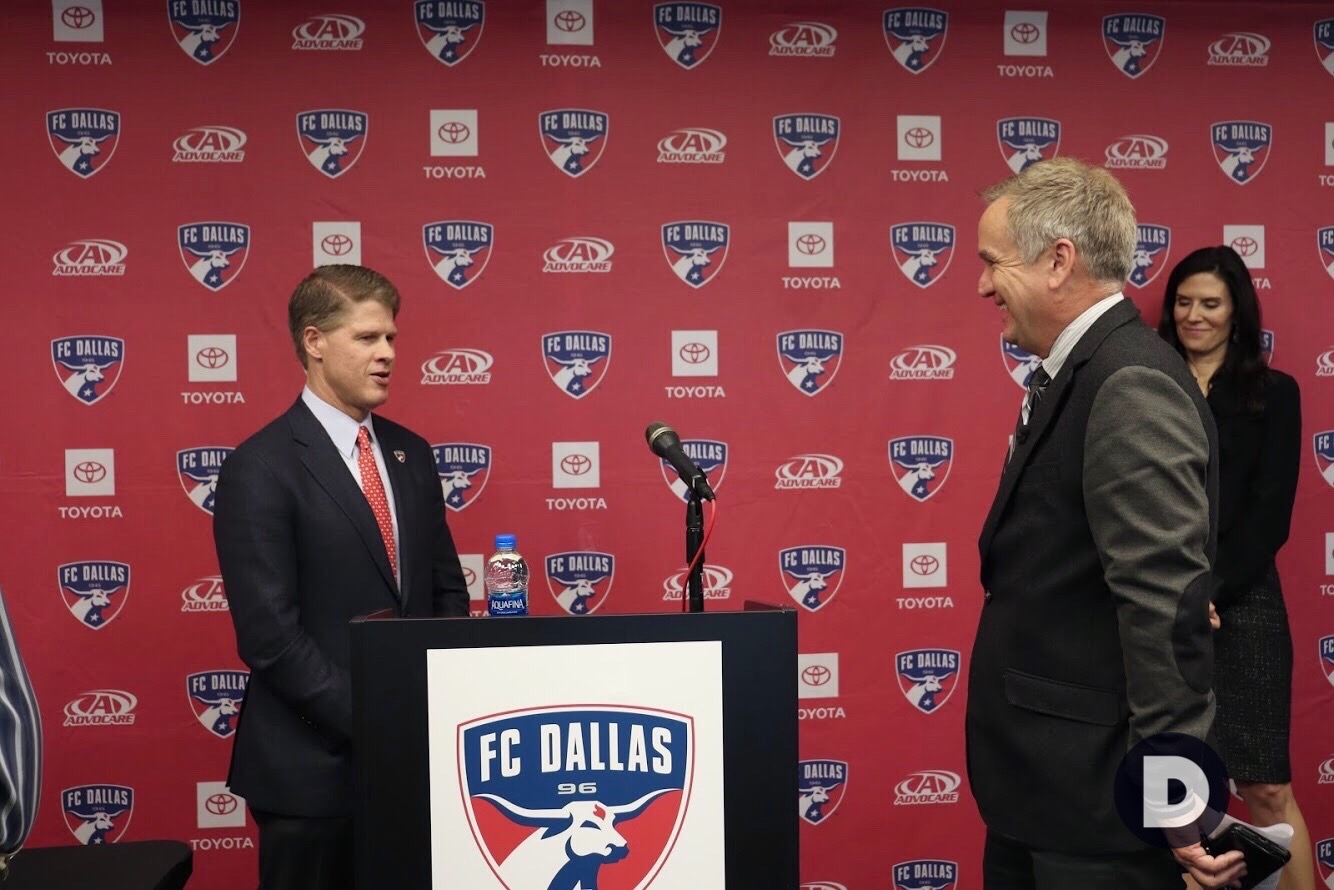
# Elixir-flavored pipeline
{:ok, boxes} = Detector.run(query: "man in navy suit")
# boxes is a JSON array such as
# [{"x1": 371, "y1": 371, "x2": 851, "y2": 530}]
[{"x1": 213, "y1": 264, "x2": 469, "y2": 890}]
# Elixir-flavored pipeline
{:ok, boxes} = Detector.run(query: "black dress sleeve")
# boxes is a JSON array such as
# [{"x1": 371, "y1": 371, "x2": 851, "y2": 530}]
[{"x1": 1212, "y1": 372, "x2": 1301, "y2": 611}]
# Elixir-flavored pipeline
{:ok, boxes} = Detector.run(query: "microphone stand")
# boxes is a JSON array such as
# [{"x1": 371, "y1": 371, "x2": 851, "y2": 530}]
[{"x1": 685, "y1": 489, "x2": 706, "y2": 613}]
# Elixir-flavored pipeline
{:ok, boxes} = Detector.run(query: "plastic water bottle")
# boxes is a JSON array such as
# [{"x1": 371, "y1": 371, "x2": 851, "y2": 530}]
[{"x1": 485, "y1": 534, "x2": 529, "y2": 617}]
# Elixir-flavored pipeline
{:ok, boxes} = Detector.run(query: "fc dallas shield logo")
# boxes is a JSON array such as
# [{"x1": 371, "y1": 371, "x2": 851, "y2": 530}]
[
  {"x1": 459, "y1": 705, "x2": 693, "y2": 889},
  {"x1": 896, "y1": 649, "x2": 960, "y2": 714}
]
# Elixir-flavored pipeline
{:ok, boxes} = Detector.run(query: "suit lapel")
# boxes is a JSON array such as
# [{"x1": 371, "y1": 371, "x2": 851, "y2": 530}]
[
  {"x1": 375, "y1": 418, "x2": 412, "y2": 610},
  {"x1": 287, "y1": 399, "x2": 399, "y2": 602},
  {"x1": 978, "y1": 299, "x2": 1143, "y2": 563}
]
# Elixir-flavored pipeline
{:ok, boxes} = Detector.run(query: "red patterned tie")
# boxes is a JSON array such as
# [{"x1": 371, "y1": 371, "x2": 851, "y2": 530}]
[{"x1": 356, "y1": 426, "x2": 397, "y2": 579}]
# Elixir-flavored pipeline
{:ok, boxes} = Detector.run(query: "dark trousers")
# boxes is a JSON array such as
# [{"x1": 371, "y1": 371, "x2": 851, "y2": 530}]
[
  {"x1": 252, "y1": 808, "x2": 354, "y2": 890},
  {"x1": 983, "y1": 830, "x2": 1182, "y2": 889}
]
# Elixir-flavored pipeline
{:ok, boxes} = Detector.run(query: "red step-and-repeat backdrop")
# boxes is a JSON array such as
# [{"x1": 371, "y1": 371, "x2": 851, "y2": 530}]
[{"x1": 3, "y1": 1, "x2": 1332, "y2": 886}]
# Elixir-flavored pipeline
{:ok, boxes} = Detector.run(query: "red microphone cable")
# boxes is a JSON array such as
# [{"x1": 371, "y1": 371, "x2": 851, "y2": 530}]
[{"x1": 679, "y1": 499, "x2": 718, "y2": 611}]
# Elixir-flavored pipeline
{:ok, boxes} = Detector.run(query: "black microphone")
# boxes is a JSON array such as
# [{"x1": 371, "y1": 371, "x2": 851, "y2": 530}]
[{"x1": 645, "y1": 422, "x2": 716, "y2": 501}]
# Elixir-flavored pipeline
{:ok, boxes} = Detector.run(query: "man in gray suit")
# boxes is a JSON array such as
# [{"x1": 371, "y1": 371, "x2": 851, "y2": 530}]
[{"x1": 967, "y1": 158, "x2": 1246, "y2": 888}]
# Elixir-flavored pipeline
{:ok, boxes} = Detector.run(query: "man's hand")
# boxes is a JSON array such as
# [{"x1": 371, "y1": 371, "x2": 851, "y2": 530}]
[
  {"x1": 1208, "y1": 602, "x2": 1221, "y2": 630},
  {"x1": 1173, "y1": 842, "x2": 1245, "y2": 888}
]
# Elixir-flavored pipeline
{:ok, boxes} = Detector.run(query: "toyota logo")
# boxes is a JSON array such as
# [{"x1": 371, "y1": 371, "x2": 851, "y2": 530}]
[
  {"x1": 1010, "y1": 21, "x2": 1040, "y2": 43},
  {"x1": 61, "y1": 6, "x2": 95, "y2": 28},
  {"x1": 801, "y1": 665, "x2": 832, "y2": 686},
  {"x1": 909, "y1": 555, "x2": 940, "y2": 576},
  {"x1": 795, "y1": 233, "x2": 827, "y2": 255},
  {"x1": 437, "y1": 121, "x2": 471, "y2": 144},
  {"x1": 553, "y1": 9, "x2": 586, "y2": 31},
  {"x1": 205, "y1": 792, "x2": 238, "y2": 816},
  {"x1": 462, "y1": 566, "x2": 477, "y2": 587},
  {"x1": 904, "y1": 127, "x2": 935, "y2": 149},
  {"x1": 678, "y1": 342, "x2": 711, "y2": 363},
  {"x1": 195, "y1": 347, "x2": 230, "y2": 369},
  {"x1": 73, "y1": 461, "x2": 107, "y2": 484},
  {"x1": 1229, "y1": 236, "x2": 1258, "y2": 257},
  {"x1": 560, "y1": 454, "x2": 592, "y2": 476},
  {"x1": 321, "y1": 233, "x2": 354, "y2": 256}
]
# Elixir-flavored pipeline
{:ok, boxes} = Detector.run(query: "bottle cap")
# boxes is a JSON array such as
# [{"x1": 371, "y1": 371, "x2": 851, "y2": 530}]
[{"x1": 494, "y1": 533, "x2": 517, "y2": 549}]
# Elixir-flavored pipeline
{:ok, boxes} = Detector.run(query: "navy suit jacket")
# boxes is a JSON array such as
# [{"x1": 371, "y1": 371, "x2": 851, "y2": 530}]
[{"x1": 213, "y1": 397, "x2": 468, "y2": 816}]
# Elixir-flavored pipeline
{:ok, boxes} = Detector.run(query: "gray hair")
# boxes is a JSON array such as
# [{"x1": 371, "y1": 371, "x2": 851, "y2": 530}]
[{"x1": 982, "y1": 157, "x2": 1136, "y2": 285}]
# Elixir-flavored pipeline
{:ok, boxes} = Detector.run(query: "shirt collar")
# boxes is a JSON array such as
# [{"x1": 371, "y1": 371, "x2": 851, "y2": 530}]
[
  {"x1": 302, "y1": 387, "x2": 373, "y2": 459},
  {"x1": 1042, "y1": 292, "x2": 1124, "y2": 382}
]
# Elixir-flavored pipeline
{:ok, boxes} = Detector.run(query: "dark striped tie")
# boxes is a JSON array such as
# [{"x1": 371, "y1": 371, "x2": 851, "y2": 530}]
[{"x1": 1009, "y1": 366, "x2": 1052, "y2": 461}]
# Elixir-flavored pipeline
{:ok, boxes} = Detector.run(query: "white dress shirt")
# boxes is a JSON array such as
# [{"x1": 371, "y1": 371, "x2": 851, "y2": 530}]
[{"x1": 302, "y1": 387, "x2": 400, "y2": 577}]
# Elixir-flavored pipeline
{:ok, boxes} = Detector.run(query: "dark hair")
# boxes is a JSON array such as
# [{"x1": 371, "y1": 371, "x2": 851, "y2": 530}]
[
  {"x1": 1156, "y1": 245, "x2": 1268, "y2": 411},
  {"x1": 288, "y1": 265, "x2": 401, "y2": 367}
]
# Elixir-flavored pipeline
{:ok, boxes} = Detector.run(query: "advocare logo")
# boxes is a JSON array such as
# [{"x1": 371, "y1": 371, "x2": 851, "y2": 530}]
[
  {"x1": 292, "y1": 13, "x2": 365, "y2": 50},
  {"x1": 890, "y1": 345, "x2": 955, "y2": 381},
  {"x1": 421, "y1": 348, "x2": 493, "y2": 385},
  {"x1": 181, "y1": 575, "x2": 228, "y2": 613},
  {"x1": 769, "y1": 21, "x2": 837, "y2": 57},
  {"x1": 661, "y1": 564, "x2": 733, "y2": 602},
  {"x1": 893, "y1": 769, "x2": 961, "y2": 805},
  {"x1": 543, "y1": 236, "x2": 614, "y2": 273},
  {"x1": 656, "y1": 127, "x2": 726, "y2": 164},
  {"x1": 52, "y1": 239, "x2": 126, "y2": 275},
  {"x1": 775, "y1": 454, "x2": 843, "y2": 490},
  {"x1": 172, "y1": 126, "x2": 246, "y2": 163},
  {"x1": 1208, "y1": 31, "x2": 1269, "y2": 66},
  {"x1": 1105, "y1": 134, "x2": 1168, "y2": 170},
  {"x1": 64, "y1": 689, "x2": 137, "y2": 726}
]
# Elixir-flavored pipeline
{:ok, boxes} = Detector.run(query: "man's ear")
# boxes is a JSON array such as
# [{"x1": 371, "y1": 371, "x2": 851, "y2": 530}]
[
  {"x1": 1048, "y1": 238, "x2": 1076, "y2": 288},
  {"x1": 302, "y1": 326, "x2": 323, "y2": 363}
]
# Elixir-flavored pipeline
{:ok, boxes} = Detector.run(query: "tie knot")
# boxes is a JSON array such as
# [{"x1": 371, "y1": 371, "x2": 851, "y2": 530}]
[
  {"x1": 357, "y1": 426, "x2": 371, "y2": 448},
  {"x1": 1028, "y1": 367, "x2": 1052, "y2": 393}
]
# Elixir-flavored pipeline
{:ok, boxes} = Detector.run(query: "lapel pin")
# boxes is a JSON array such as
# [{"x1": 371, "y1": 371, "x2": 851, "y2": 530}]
[{"x1": 394, "y1": 450, "x2": 406, "y2": 463}]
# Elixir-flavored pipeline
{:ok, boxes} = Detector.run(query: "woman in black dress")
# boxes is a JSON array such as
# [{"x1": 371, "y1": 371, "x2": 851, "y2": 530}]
[{"x1": 1158, "y1": 245, "x2": 1312, "y2": 890}]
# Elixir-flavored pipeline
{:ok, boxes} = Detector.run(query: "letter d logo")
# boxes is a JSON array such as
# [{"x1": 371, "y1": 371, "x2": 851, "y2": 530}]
[
  {"x1": 1142, "y1": 756, "x2": 1210, "y2": 829},
  {"x1": 1113, "y1": 733, "x2": 1230, "y2": 848}
]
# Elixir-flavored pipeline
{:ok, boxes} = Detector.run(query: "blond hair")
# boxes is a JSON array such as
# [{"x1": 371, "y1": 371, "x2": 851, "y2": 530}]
[{"x1": 288, "y1": 265, "x2": 401, "y2": 367}]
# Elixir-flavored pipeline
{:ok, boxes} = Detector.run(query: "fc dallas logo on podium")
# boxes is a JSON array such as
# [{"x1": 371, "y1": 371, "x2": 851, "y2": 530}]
[{"x1": 459, "y1": 705, "x2": 692, "y2": 889}]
